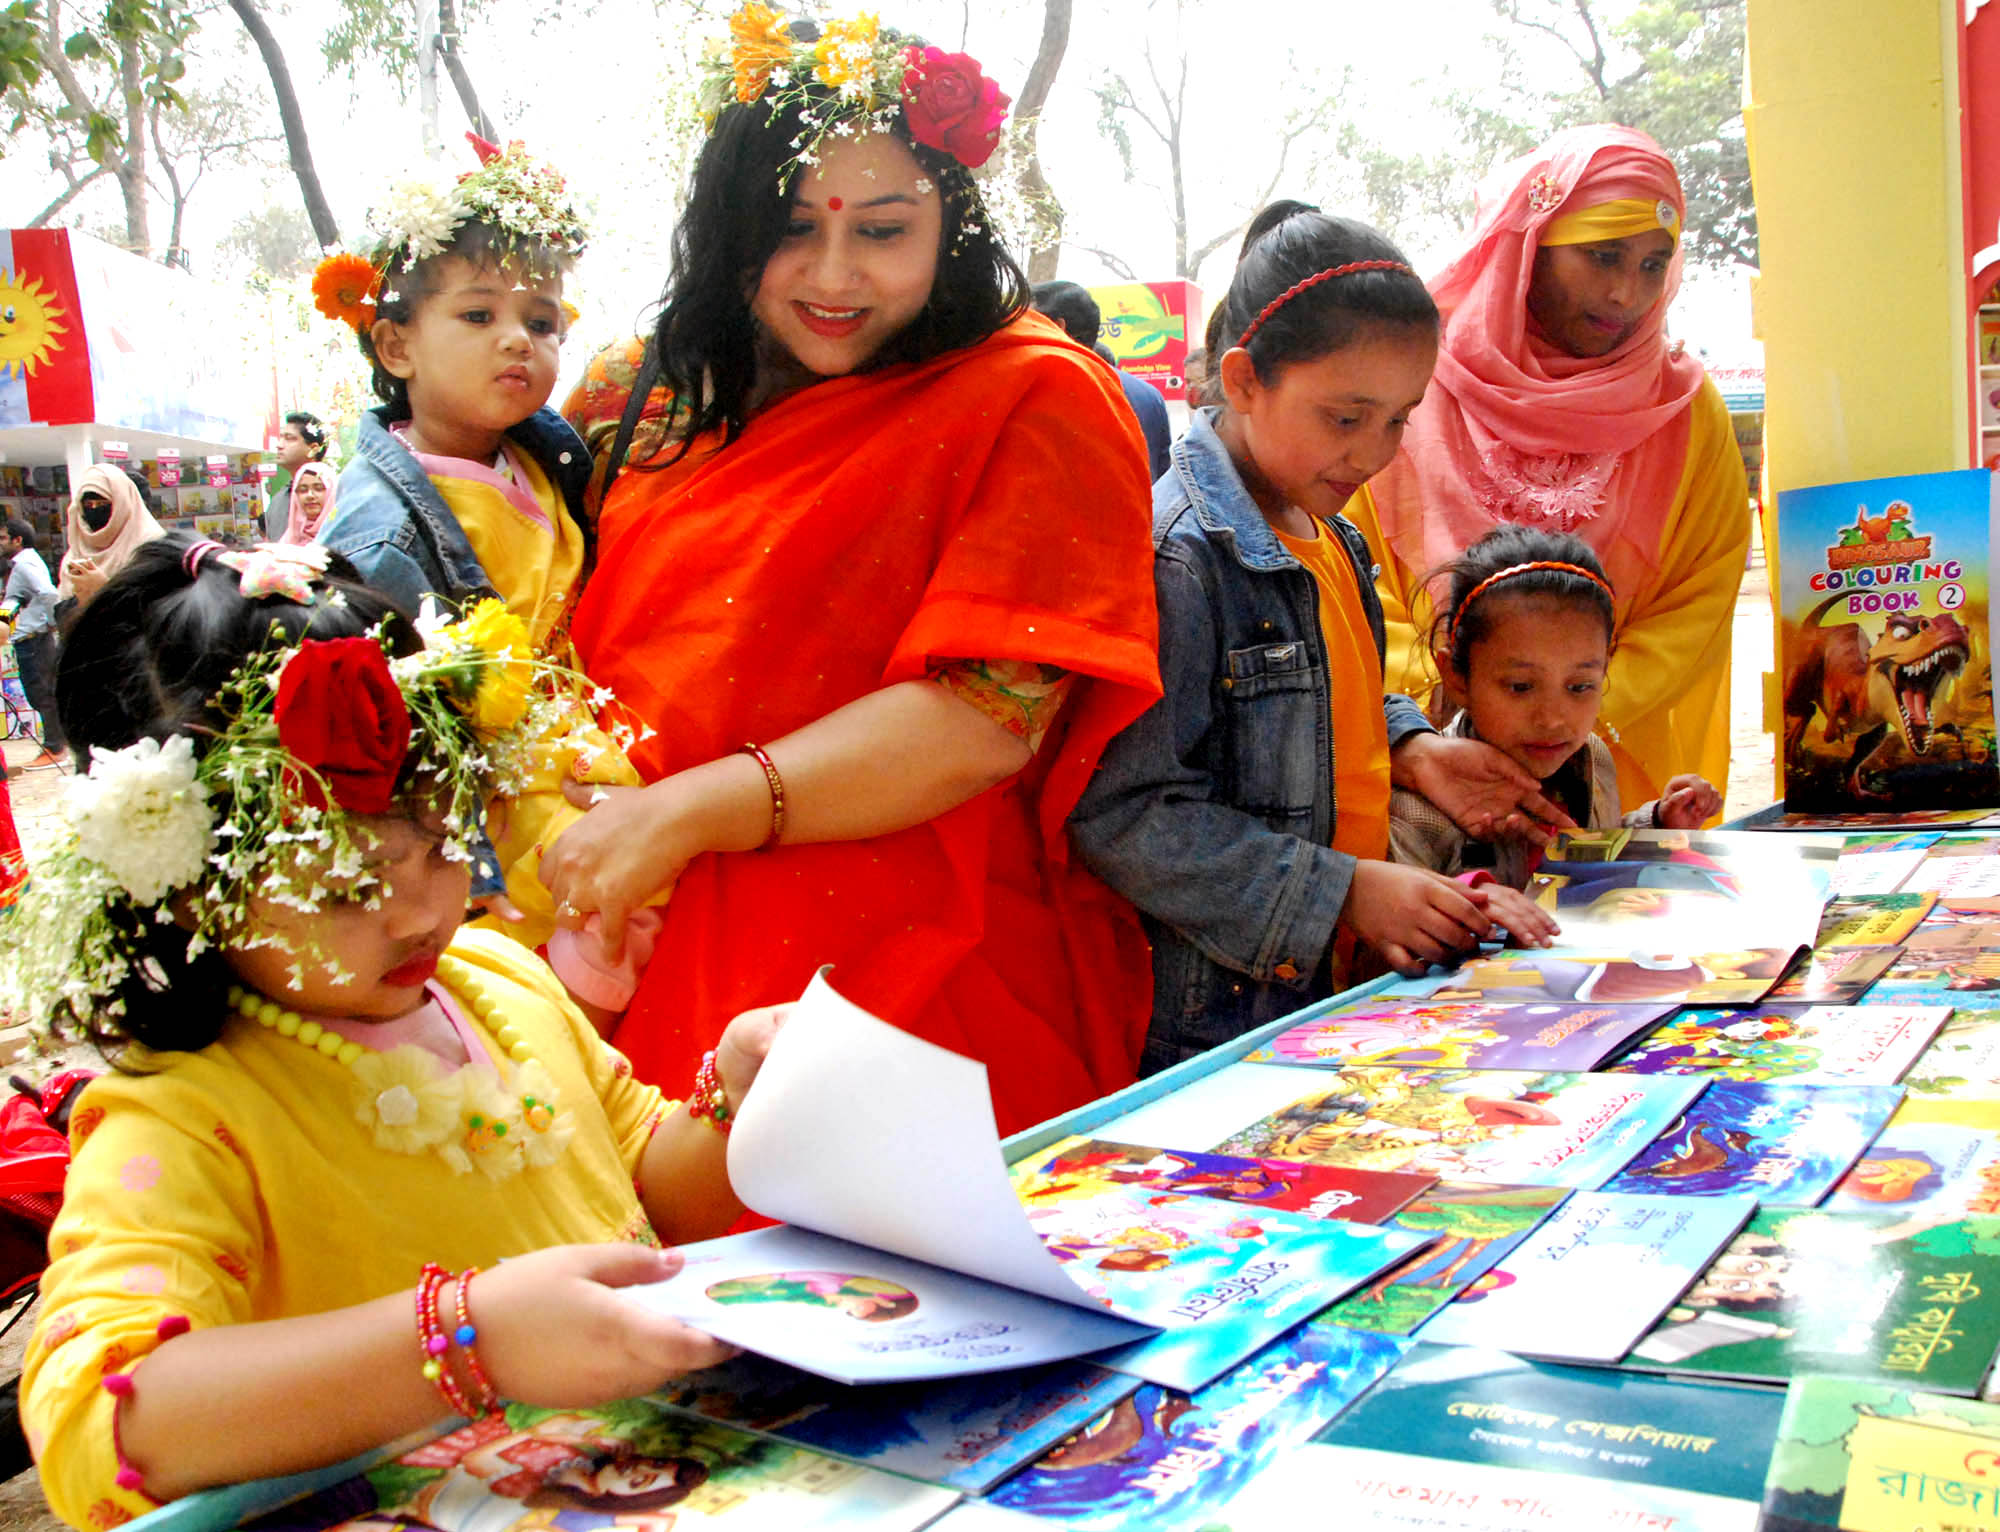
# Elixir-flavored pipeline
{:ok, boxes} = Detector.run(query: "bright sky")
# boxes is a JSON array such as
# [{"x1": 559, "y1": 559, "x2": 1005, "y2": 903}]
[{"x1": 7, "y1": 0, "x2": 1759, "y2": 383}]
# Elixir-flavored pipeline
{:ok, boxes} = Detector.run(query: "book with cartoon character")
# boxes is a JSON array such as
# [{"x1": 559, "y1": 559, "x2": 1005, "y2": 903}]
[
  {"x1": 1605, "y1": 1005, "x2": 1951, "y2": 1085},
  {"x1": 981, "y1": 1319, "x2": 1411, "y2": 1532},
  {"x1": 1859, "y1": 929, "x2": 2000, "y2": 1003},
  {"x1": 1823, "y1": 1118, "x2": 2000, "y2": 1218},
  {"x1": 1604, "y1": 1080, "x2": 1905, "y2": 1206},
  {"x1": 1414, "y1": 1191, "x2": 1759, "y2": 1362},
  {"x1": 1763, "y1": 944, "x2": 1903, "y2": 1004},
  {"x1": 1757, "y1": 1374, "x2": 2000, "y2": 1531},
  {"x1": 1243, "y1": 998, "x2": 1676, "y2": 1073},
  {"x1": 1776, "y1": 469, "x2": 2000, "y2": 815},
  {"x1": 1901, "y1": 1008, "x2": 2000, "y2": 1099},
  {"x1": 1385, "y1": 946, "x2": 1806, "y2": 1008},
  {"x1": 1814, "y1": 890, "x2": 1938, "y2": 946},
  {"x1": 1621, "y1": 1209, "x2": 2000, "y2": 1395},
  {"x1": 1205, "y1": 1065, "x2": 1706, "y2": 1190}
]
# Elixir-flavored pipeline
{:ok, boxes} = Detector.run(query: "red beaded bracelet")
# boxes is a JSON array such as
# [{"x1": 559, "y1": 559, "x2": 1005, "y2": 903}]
[
  {"x1": 453, "y1": 1266, "x2": 498, "y2": 1416},
  {"x1": 416, "y1": 1262, "x2": 496, "y2": 1418},
  {"x1": 686, "y1": 1049, "x2": 733, "y2": 1135}
]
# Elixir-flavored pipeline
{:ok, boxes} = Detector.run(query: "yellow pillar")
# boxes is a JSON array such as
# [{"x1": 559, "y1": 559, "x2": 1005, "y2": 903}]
[{"x1": 1743, "y1": 0, "x2": 1969, "y2": 771}]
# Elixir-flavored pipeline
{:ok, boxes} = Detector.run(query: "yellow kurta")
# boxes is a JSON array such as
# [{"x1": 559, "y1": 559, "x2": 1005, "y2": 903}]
[
  {"x1": 23, "y1": 930, "x2": 670, "y2": 1529},
  {"x1": 430, "y1": 454, "x2": 642, "y2": 947},
  {"x1": 1346, "y1": 379, "x2": 1749, "y2": 811}
]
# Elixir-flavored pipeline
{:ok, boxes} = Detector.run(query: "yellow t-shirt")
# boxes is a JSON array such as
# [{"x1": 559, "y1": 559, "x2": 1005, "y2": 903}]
[{"x1": 23, "y1": 929, "x2": 671, "y2": 1528}]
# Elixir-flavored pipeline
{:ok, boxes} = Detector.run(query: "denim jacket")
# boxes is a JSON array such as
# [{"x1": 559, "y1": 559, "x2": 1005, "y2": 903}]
[
  {"x1": 1069, "y1": 410, "x2": 1432, "y2": 1073},
  {"x1": 326, "y1": 406, "x2": 592, "y2": 617}
]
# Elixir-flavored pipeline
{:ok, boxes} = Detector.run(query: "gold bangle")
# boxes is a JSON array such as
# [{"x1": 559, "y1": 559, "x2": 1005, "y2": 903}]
[{"x1": 740, "y1": 742, "x2": 785, "y2": 849}]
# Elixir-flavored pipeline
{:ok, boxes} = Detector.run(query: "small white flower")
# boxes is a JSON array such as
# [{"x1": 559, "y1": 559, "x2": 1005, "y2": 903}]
[
  {"x1": 66, "y1": 736, "x2": 215, "y2": 905},
  {"x1": 371, "y1": 173, "x2": 463, "y2": 263}
]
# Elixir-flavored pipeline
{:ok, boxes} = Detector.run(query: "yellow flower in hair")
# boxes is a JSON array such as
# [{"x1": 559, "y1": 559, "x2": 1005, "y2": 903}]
[
  {"x1": 729, "y1": 3, "x2": 793, "y2": 103},
  {"x1": 444, "y1": 599, "x2": 535, "y2": 731},
  {"x1": 813, "y1": 13, "x2": 881, "y2": 91}
]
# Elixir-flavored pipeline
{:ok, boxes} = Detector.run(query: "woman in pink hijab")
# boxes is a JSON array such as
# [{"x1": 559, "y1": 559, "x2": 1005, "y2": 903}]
[
  {"x1": 278, "y1": 460, "x2": 337, "y2": 545},
  {"x1": 1347, "y1": 124, "x2": 1749, "y2": 813},
  {"x1": 59, "y1": 466, "x2": 167, "y2": 606}
]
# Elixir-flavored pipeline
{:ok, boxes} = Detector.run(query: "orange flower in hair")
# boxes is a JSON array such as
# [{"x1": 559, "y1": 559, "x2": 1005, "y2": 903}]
[
  {"x1": 311, "y1": 252, "x2": 381, "y2": 331},
  {"x1": 729, "y1": 3, "x2": 792, "y2": 103}
]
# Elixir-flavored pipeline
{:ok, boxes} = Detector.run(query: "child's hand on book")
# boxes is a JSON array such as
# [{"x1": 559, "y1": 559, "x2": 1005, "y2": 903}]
[
  {"x1": 467, "y1": 1244, "x2": 740, "y2": 1405},
  {"x1": 1466, "y1": 882, "x2": 1559, "y2": 949},
  {"x1": 1654, "y1": 775, "x2": 1722, "y2": 829},
  {"x1": 715, "y1": 1003, "x2": 790, "y2": 1114},
  {"x1": 1339, "y1": 862, "x2": 1493, "y2": 974}
]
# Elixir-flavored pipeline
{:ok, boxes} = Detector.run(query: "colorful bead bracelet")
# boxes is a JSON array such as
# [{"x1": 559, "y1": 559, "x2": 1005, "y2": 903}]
[{"x1": 416, "y1": 1262, "x2": 497, "y2": 1418}]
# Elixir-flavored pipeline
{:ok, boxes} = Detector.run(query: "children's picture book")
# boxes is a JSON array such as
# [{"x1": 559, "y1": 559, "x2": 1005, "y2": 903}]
[
  {"x1": 1823, "y1": 1120, "x2": 2000, "y2": 1218},
  {"x1": 341, "y1": 1399, "x2": 959, "y2": 1532},
  {"x1": 1208, "y1": 1066, "x2": 1707, "y2": 1190},
  {"x1": 1389, "y1": 945, "x2": 1804, "y2": 1007},
  {"x1": 1827, "y1": 848, "x2": 1928, "y2": 896},
  {"x1": 1318, "y1": 1181, "x2": 1572, "y2": 1337},
  {"x1": 1010, "y1": 1137, "x2": 1435, "y2": 1226},
  {"x1": 1900, "y1": 838, "x2": 2000, "y2": 898},
  {"x1": 1814, "y1": 891, "x2": 1937, "y2": 946},
  {"x1": 1623, "y1": 1209, "x2": 2000, "y2": 1395},
  {"x1": 647, "y1": 1355, "x2": 1138, "y2": 1495},
  {"x1": 1763, "y1": 944, "x2": 1902, "y2": 1004},
  {"x1": 1760, "y1": 808, "x2": 2000, "y2": 831},
  {"x1": 1900, "y1": 1009, "x2": 2000, "y2": 1099},
  {"x1": 1758, "y1": 1374, "x2": 2000, "y2": 1532},
  {"x1": 1606, "y1": 1006, "x2": 1951, "y2": 1085},
  {"x1": 1776, "y1": 468, "x2": 2000, "y2": 814},
  {"x1": 621, "y1": 977, "x2": 1422, "y2": 1391},
  {"x1": 1414, "y1": 1191, "x2": 1759, "y2": 1362},
  {"x1": 1859, "y1": 941, "x2": 2000, "y2": 1003},
  {"x1": 1314, "y1": 1343, "x2": 1784, "y2": 1517},
  {"x1": 982, "y1": 1319, "x2": 1411, "y2": 1532},
  {"x1": 1243, "y1": 998, "x2": 1675, "y2": 1072},
  {"x1": 1603, "y1": 1081, "x2": 1906, "y2": 1206}
]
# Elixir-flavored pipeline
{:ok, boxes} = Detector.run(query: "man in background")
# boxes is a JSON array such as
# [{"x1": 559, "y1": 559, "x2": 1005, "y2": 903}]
[
  {"x1": 0, "y1": 517, "x2": 66, "y2": 770},
  {"x1": 264, "y1": 411, "x2": 329, "y2": 540},
  {"x1": 1030, "y1": 281, "x2": 1172, "y2": 482}
]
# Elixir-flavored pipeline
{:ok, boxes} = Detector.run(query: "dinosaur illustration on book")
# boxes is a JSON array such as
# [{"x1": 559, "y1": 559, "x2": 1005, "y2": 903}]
[{"x1": 1783, "y1": 590, "x2": 1971, "y2": 797}]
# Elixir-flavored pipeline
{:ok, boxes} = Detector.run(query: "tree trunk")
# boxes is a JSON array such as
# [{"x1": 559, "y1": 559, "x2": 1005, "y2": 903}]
[
  {"x1": 228, "y1": 0, "x2": 339, "y2": 248},
  {"x1": 117, "y1": 39, "x2": 151, "y2": 256},
  {"x1": 436, "y1": 0, "x2": 496, "y2": 143},
  {"x1": 1016, "y1": 0, "x2": 1070, "y2": 283}
]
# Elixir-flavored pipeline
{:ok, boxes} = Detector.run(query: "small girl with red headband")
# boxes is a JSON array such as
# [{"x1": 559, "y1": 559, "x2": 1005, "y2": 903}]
[
  {"x1": 1388, "y1": 524, "x2": 1721, "y2": 887},
  {"x1": 1071, "y1": 211, "x2": 1564, "y2": 1077}
]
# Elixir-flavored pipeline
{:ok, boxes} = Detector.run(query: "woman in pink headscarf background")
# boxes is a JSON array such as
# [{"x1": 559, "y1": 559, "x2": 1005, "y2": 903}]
[
  {"x1": 58, "y1": 466, "x2": 166, "y2": 606},
  {"x1": 277, "y1": 460, "x2": 337, "y2": 546},
  {"x1": 1346, "y1": 124, "x2": 1749, "y2": 813}
]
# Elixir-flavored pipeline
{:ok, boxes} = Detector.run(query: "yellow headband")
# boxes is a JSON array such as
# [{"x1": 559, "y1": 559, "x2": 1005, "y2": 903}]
[{"x1": 1541, "y1": 197, "x2": 1680, "y2": 248}]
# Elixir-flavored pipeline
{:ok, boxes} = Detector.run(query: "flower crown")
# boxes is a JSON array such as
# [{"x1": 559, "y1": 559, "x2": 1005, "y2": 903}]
[
  {"x1": 311, "y1": 135, "x2": 588, "y2": 332},
  {"x1": 702, "y1": 6, "x2": 1011, "y2": 185},
  {"x1": 0, "y1": 554, "x2": 599, "y2": 1037}
]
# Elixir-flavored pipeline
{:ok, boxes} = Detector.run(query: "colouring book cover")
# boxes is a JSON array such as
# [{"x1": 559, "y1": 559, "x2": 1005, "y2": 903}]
[
  {"x1": 1777, "y1": 468, "x2": 2000, "y2": 814},
  {"x1": 355, "y1": 1399, "x2": 959, "y2": 1532},
  {"x1": 1763, "y1": 944, "x2": 1902, "y2": 1004},
  {"x1": 1757, "y1": 1374, "x2": 2000, "y2": 1532},
  {"x1": 1815, "y1": 892, "x2": 1937, "y2": 946},
  {"x1": 1244, "y1": 999, "x2": 1675, "y2": 1073},
  {"x1": 1606, "y1": 1005, "x2": 1951, "y2": 1085},
  {"x1": 982, "y1": 1320, "x2": 1411, "y2": 1531},
  {"x1": 1622, "y1": 1210, "x2": 2000, "y2": 1395},
  {"x1": 1604, "y1": 1080, "x2": 1905, "y2": 1206},
  {"x1": 1319, "y1": 1181, "x2": 1573, "y2": 1337},
  {"x1": 1208, "y1": 1066, "x2": 1706, "y2": 1190},
  {"x1": 647, "y1": 1355, "x2": 1139, "y2": 1494},
  {"x1": 1010, "y1": 1137, "x2": 1435, "y2": 1226},
  {"x1": 1388, "y1": 946, "x2": 1804, "y2": 1008},
  {"x1": 1414, "y1": 1191, "x2": 1759, "y2": 1362},
  {"x1": 1901, "y1": 1009, "x2": 2000, "y2": 1099},
  {"x1": 1823, "y1": 1121, "x2": 2000, "y2": 1219},
  {"x1": 1319, "y1": 1343, "x2": 1784, "y2": 1506}
]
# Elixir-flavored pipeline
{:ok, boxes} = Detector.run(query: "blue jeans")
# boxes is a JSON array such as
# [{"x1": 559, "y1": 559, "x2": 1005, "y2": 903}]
[{"x1": 12, "y1": 630, "x2": 64, "y2": 753}]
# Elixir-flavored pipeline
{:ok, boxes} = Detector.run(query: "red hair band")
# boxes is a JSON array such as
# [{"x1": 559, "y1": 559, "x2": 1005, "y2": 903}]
[
  {"x1": 1235, "y1": 260, "x2": 1415, "y2": 350},
  {"x1": 1449, "y1": 560, "x2": 1616, "y2": 647}
]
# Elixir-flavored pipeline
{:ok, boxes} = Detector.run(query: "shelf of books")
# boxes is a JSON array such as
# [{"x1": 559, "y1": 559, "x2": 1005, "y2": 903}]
[{"x1": 0, "y1": 454, "x2": 268, "y2": 569}]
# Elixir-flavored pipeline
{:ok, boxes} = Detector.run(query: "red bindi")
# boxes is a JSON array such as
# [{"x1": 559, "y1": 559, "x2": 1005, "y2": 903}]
[{"x1": 827, "y1": 196, "x2": 844, "y2": 211}]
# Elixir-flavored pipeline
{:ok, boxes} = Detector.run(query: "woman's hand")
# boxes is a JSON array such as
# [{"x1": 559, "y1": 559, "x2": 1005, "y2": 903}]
[
  {"x1": 1338, "y1": 861, "x2": 1494, "y2": 974},
  {"x1": 715, "y1": 1003, "x2": 789, "y2": 1110},
  {"x1": 539, "y1": 779, "x2": 699, "y2": 961},
  {"x1": 1654, "y1": 774, "x2": 1723, "y2": 829},
  {"x1": 467, "y1": 1244, "x2": 739, "y2": 1407},
  {"x1": 1390, "y1": 733, "x2": 1575, "y2": 846},
  {"x1": 1466, "y1": 882, "x2": 1560, "y2": 948}
]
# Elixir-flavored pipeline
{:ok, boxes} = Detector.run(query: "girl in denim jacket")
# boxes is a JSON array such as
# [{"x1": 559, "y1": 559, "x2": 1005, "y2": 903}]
[{"x1": 1071, "y1": 212, "x2": 1562, "y2": 1075}]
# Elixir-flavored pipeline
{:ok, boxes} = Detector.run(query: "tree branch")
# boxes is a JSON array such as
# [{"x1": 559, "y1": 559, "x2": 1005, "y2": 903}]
[
  {"x1": 1064, "y1": 240, "x2": 1137, "y2": 281},
  {"x1": 227, "y1": 0, "x2": 338, "y2": 247},
  {"x1": 435, "y1": 0, "x2": 495, "y2": 142},
  {"x1": 27, "y1": 163, "x2": 111, "y2": 225}
]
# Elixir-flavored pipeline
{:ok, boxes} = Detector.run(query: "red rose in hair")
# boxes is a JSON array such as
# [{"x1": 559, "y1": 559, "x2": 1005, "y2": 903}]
[
  {"x1": 274, "y1": 638, "x2": 410, "y2": 814},
  {"x1": 900, "y1": 46, "x2": 1009, "y2": 169}
]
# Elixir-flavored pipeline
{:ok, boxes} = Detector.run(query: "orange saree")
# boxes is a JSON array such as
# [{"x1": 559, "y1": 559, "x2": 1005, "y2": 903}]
[{"x1": 567, "y1": 314, "x2": 1162, "y2": 1135}]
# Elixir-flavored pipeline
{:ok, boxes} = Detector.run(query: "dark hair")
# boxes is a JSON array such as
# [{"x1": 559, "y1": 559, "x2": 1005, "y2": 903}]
[
  {"x1": 54, "y1": 532, "x2": 420, "y2": 1057},
  {"x1": 359, "y1": 221, "x2": 573, "y2": 416},
  {"x1": 1031, "y1": 280, "x2": 1101, "y2": 349},
  {"x1": 1219, "y1": 212, "x2": 1436, "y2": 386},
  {"x1": 284, "y1": 411, "x2": 329, "y2": 457},
  {"x1": 2, "y1": 516, "x2": 32, "y2": 550},
  {"x1": 644, "y1": 42, "x2": 1030, "y2": 465},
  {"x1": 1425, "y1": 525, "x2": 1616, "y2": 678},
  {"x1": 1239, "y1": 199, "x2": 1319, "y2": 261},
  {"x1": 122, "y1": 466, "x2": 154, "y2": 516}
]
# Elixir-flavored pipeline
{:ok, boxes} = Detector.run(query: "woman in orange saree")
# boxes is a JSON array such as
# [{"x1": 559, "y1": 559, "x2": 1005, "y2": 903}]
[{"x1": 545, "y1": 14, "x2": 1160, "y2": 1136}]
